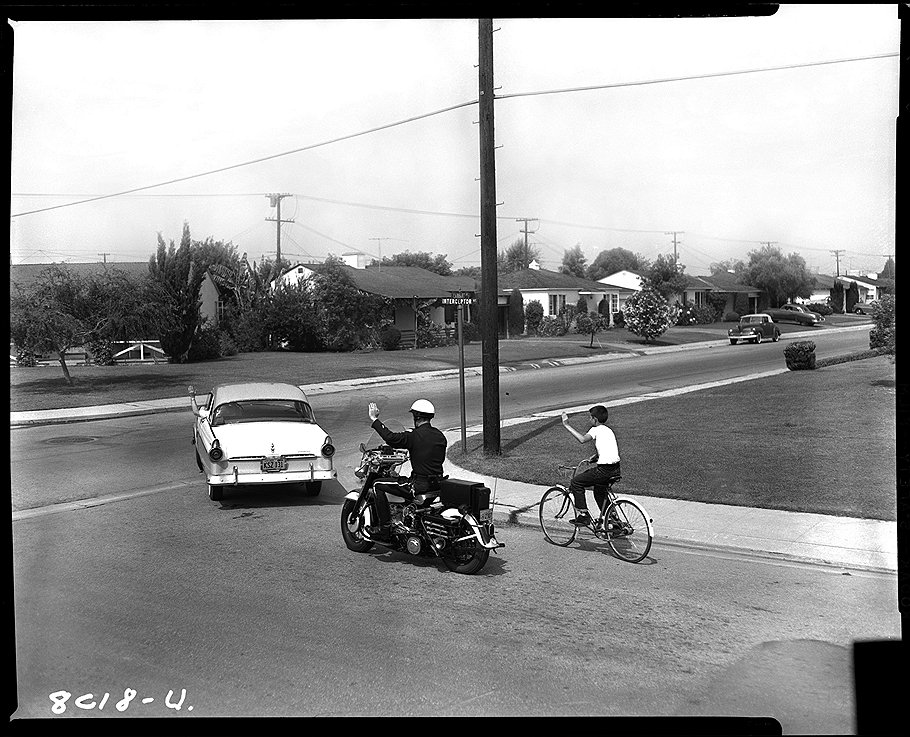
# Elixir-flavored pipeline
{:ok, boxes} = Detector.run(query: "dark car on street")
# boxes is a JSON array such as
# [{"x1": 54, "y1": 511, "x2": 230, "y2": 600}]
[
  {"x1": 764, "y1": 303, "x2": 824, "y2": 327},
  {"x1": 853, "y1": 301, "x2": 878, "y2": 315},
  {"x1": 728, "y1": 313, "x2": 782, "y2": 345}
]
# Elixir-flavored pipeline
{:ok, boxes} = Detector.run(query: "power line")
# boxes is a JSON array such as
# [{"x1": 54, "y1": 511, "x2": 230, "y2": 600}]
[
  {"x1": 495, "y1": 52, "x2": 898, "y2": 101},
  {"x1": 9, "y1": 99, "x2": 479, "y2": 219}
]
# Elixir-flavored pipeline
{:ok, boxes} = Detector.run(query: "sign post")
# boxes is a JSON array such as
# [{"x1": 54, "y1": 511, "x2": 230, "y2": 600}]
[{"x1": 443, "y1": 291, "x2": 477, "y2": 453}]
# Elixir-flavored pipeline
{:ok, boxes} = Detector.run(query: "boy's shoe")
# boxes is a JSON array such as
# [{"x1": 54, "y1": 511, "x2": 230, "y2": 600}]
[{"x1": 571, "y1": 511, "x2": 593, "y2": 526}]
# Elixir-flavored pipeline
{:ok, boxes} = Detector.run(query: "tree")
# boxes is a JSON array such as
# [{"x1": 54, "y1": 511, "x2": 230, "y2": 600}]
[
  {"x1": 507, "y1": 288, "x2": 525, "y2": 336},
  {"x1": 622, "y1": 284, "x2": 675, "y2": 343},
  {"x1": 869, "y1": 293, "x2": 895, "y2": 355},
  {"x1": 709, "y1": 259, "x2": 747, "y2": 277},
  {"x1": 830, "y1": 281, "x2": 845, "y2": 313},
  {"x1": 500, "y1": 239, "x2": 541, "y2": 274},
  {"x1": 845, "y1": 281, "x2": 860, "y2": 313},
  {"x1": 380, "y1": 250, "x2": 452, "y2": 276},
  {"x1": 148, "y1": 222, "x2": 206, "y2": 363},
  {"x1": 879, "y1": 256, "x2": 895, "y2": 280},
  {"x1": 453, "y1": 265, "x2": 482, "y2": 279},
  {"x1": 740, "y1": 244, "x2": 814, "y2": 307},
  {"x1": 645, "y1": 253, "x2": 688, "y2": 302},
  {"x1": 524, "y1": 300, "x2": 544, "y2": 335},
  {"x1": 575, "y1": 311, "x2": 607, "y2": 348},
  {"x1": 9, "y1": 265, "x2": 170, "y2": 384},
  {"x1": 309, "y1": 255, "x2": 390, "y2": 350},
  {"x1": 560, "y1": 243, "x2": 587, "y2": 278},
  {"x1": 586, "y1": 247, "x2": 648, "y2": 281},
  {"x1": 264, "y1": 283, "x2": 322, "y2": 351}
]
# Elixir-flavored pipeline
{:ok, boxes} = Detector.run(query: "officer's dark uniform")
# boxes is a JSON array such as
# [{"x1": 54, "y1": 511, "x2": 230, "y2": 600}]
[{"x1": 370, "y1": 418, "x2": 447, "y2": 526}]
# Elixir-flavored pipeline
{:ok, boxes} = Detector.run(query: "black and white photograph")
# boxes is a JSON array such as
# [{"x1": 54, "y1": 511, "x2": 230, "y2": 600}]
[{"x1": 8, "y1": 5, "x2": 903, "y2": 731}]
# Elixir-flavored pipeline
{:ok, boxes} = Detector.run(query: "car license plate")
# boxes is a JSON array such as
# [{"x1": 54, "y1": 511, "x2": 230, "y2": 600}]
[
  {"x1": 261, "y1": 457, "x2": 288, "y2": 473},
  {"x1": 478, "y1": 508, "x2": 493, "y2": 523}
]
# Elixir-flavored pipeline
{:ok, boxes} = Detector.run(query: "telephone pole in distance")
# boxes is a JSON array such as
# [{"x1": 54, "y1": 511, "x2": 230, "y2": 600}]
[
  {"x1": 664, "y1": 231, "x2": 684, "y2": 264},
  {"x1": 266, "y1": 193, "x2": 294, "y2": 262}
]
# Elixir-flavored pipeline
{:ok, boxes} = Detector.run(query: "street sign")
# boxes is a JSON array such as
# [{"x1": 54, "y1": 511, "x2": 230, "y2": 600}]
[{"x1": 443, "y1": 291, "x2": 476, "y2": 305}]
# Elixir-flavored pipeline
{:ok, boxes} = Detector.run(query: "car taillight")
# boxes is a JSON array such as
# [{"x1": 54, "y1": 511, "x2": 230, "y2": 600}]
[
  {"x1": 322, "y1": 437, "x2": 336, "y2": 458},
  {"x1": 209, "y1": 439, "x2": 224, "y2": 461}
]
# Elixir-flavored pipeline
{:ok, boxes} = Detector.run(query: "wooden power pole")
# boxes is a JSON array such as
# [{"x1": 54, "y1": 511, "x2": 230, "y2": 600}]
[{"x1": 479, "y1": 19, "x2": 500, "y2": 455}]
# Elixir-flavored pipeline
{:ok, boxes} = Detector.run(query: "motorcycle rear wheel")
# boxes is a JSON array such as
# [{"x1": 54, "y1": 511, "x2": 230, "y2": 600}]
[
  {"x1": 341, "y1": 499, "x2": 374, "y2": 553},
  {"x1": 442, "y1": 520, "x2": 490, "y2": 575}
]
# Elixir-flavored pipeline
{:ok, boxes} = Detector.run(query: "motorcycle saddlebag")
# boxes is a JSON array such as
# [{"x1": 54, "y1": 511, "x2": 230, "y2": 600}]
[{"x1": 438, "y1": 478, "x2": 490, "y2": 516}]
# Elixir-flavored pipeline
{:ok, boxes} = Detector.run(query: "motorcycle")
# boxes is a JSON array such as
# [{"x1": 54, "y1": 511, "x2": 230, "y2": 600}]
[{"x1": 341, "y1": 422, "x2": 503, "y2": 575}]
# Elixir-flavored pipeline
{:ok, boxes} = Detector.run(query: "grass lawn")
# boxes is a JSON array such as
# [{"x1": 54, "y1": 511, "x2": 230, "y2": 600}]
[{"x1": 451, "y1": 354, "x2": 897, "y2": 521}]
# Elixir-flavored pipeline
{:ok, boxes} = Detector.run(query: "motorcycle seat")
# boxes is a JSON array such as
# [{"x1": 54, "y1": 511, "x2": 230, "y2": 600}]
[{"x1": 374, "y1": 480, "x2": 439, "y2": 507}]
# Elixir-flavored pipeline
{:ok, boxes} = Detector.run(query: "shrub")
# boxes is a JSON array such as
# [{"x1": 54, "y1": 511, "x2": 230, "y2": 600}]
[
  {"x1": 869, "y1": 294, "x2": 895, "y2": 355},
  {"x1": 379, "y1": 325, "x2": 402, "y2": 351},
  {"x1": 784, "y1": 340, "x2": 816, "y2": 370},
  {"x1": 15, "y1": 349, "x2": 38, "y2": 367},
  {"x1": 537, "y1": 316, "x2": 567, "y2": 336},
  {"x1": 508, "y1": 288, "x2": 525, "y2": 336},
  {"x1": 723, "y1": 312, "x2": 740, "y2": 322},
  {"x1": 87, "y1": 339, "x2": 117, "y2": 365},
  {"x1": 733, "y1": 293, "x2": 750, "y2": 316},
  {"x1": 525, "y1": 300, "x2": 544, "y2": 335},
  {"x1": 612, "y1": 310, "x2": 625, "y2": 328},
  {"x1": 218, "y1": 331, "x2": 238, "y2": 357},
  {"x1": 461, "y1": 321, "x2": 480, "y2": 343},
  {"x1": 806, "y1": 302, "x2": 832, "y2": 316},
  {"x1": 187, "y1": 321, "x2": 223, "y2": 361},
  {"x1": 675, "y1": 302, "x2": 698, "y2": 326}
]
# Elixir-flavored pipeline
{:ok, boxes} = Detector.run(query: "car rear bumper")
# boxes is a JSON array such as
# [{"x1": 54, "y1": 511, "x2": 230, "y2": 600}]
[{"x1": 208, "y1": 467, "x2": 337, "y2": 486}]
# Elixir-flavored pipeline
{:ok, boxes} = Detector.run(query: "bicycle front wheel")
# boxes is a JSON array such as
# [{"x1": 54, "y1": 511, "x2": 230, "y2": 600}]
[
  {"x1": 605, "y1": 499, "x2": 652, "y2": 563},
  {"x1": 539, "y1": 486, "x2": 578, "y2": 546}
]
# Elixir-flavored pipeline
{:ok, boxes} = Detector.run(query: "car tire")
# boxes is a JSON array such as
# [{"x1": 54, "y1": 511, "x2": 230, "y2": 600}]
[
  {"x1": 755, "y1": 334, "x2": 763, "y2": 344},
  {"x1": 208, "y1": 485, "x2": 223, "y2": 501},
  {"x1": 730, "y1": 339, "x2": 738, "y2": 345},
  {"x1": 303, "y1": 481, "x2": 322, "y2": 497},
  {"x1": 772, "y1": 331, "x2": 780, "y2": 342}
]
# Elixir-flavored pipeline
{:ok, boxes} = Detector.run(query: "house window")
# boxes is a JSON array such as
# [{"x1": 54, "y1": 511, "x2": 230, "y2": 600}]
[
  {"x1": 610, "y1": 294, "x2": 619, "y2": 313},
  {"x1": 549, "y1": 294, "x2": 566, "y2": 315},
  {"x1": 694, "y1": 291, "x2": 705, "y2": 307},
  {"x1": 216, "y1": 300, "x2": 227, "y2": 322}
]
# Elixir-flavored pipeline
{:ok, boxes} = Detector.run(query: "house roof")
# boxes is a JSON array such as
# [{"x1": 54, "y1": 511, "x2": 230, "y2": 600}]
[
  {"x1": 9, "y1": 261, "x2": 152, "y2": 291},
  {"x1": 687, "y1": 272, "x2": 761, "y2": 294},
  {"x1": 499, "y1": 267, "x2": 614, "y2": 293},
  {"x1": 331, "y1": 265, "x2": 476, "y2": 299}
]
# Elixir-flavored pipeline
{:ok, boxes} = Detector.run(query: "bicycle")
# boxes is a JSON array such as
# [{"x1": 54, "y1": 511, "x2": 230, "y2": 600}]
[{"x1": 538, "y1": 459, "x2": 653, "y2": 563}]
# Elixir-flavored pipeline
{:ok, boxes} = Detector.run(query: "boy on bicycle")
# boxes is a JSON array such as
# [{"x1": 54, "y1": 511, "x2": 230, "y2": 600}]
[{"x1": 560, "y1": 405, "x2": 621, "y2": 526}]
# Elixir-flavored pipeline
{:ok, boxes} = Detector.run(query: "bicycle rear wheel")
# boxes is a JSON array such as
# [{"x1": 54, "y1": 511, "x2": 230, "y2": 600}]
[
  {"x1": 539, "y1": 486, "x2": 578, "y2": 546},
  {"x1": 605, "y1": 499, "x2": 652, "y2": 563}
]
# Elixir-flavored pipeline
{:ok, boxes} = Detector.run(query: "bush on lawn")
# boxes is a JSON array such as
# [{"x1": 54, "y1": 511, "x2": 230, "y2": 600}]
[
  {"x1": 612, "y1": 310, "x2": 625, "y2": 328},
  {"x1": 815, "y1": 347, "x2": 891, "y2": 367},
  {"x1": 15, "y1": 349, "x2": 38, "y2": 367},
  {"x1": 379, "y1": 325, "x2": 402, "y2": 350},
  {"x1": 88, "y1": 339, "x2": 117, "y2": 365},
  {"x1": 525, "y1": 300, "x2": 544, "y2": 335},
  {"x1": 784, "y1": 340, "x2": 816, "y2": 370},
  {"x1": 723, "y1": 312, "x2": 740, "y2": 322},
  {"x1": 806, "y1": 302, "x2": 833, "y2": 316},
  {"x1": 461, "y1": 321, "x2": 480, "y2": 343},
  {"x1": 869, "y1": 294, "x2": 895, "y2": 355}
]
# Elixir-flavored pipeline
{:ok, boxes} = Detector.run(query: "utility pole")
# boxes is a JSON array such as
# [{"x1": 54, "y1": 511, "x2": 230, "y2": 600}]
[
  {"x1": 830, "y1": 249, "x2": 844, "y2": 276},
  {"x1": 266, "y1": 193, "x2": 294, "y2": 262},
  {"x1": 479, "y1": 18, "x2": 500, "y2": 456},
  {"x1": 369, "y1": 237, "x2": 391, "y2": 270},
  {"x1": 97, "y1": 253, "x2": 109, "y2": 264},
  {"x1": 665, "y1": 231, "x2": 684, "y2": 265},
  {"x1": 516, "y1": 217, "x2": 538, "y2": 264}
]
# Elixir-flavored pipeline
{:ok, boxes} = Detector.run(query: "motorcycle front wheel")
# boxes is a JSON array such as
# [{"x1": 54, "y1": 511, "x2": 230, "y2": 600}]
[
  {"x1": 341, "y1": 499, "x2": 374, "y2": 553},
  {"x1": 442, "y1": 519, "x2": 490, "y2": 575}
]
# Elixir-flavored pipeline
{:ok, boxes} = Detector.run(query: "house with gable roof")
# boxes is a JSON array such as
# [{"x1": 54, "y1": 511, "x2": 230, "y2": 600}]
[{"x1": 498, "y1": 260, "x2": 626, "y2": 326}]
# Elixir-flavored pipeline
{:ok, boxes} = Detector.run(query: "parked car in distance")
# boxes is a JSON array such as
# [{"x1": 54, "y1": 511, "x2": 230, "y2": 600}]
[
  {"x1": 764, "y1": 303, "x2": 824, "y2": 326},
  {"x1": 189, "y1": 382, "x2": 336, "y2": 501},
  {"x1": 728, "y1": 314, "x2": 782, "y2": 345},
  {"x1": 853, "y1": 301, "x2": 878, "y2": 315}
]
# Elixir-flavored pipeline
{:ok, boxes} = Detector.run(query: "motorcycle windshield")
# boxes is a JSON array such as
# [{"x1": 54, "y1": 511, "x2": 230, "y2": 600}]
[{"x1": 362, "y1": 418, "x2": 407, "y2": 453}]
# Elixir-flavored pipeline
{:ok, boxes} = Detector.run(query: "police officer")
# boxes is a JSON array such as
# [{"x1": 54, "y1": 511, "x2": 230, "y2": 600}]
[{"x1": 367, "y1": 399, "x2": 447, "y2": 536}]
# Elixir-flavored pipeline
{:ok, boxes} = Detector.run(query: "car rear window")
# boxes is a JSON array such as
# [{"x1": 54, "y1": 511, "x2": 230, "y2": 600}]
[{"x1": 212, "y1": 400, "x2": 316, "y2": 426}]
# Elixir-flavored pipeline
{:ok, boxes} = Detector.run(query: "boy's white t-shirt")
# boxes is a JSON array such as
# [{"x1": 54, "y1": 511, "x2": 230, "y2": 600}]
[{"x1": 587, "y1": 424, "x2": 620, "y2": 464}]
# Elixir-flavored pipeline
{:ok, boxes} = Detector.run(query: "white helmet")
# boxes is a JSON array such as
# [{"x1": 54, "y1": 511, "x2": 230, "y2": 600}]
[{"x1": 409, "y1": 399, "x2": 435, "y2": 416}]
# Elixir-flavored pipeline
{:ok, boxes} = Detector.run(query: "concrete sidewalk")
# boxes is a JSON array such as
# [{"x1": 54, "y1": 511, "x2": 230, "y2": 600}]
[{"x1": 10, "y1": 323, "x2": 895, "y2": 573}]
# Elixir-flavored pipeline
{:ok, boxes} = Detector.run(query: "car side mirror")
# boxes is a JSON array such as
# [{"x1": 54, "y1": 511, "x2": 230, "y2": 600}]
[{"x1": 359, "y1": 443, "x2": 366, "y2": 452}]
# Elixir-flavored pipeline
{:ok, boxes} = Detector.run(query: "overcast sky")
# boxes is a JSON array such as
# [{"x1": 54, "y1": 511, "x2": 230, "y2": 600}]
[{"x1": 7, "y1": 6, "x2": 900, "y2": 277}]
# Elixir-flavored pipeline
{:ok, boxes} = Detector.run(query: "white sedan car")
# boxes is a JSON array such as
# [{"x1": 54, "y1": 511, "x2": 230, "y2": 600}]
[{"x1": 190, "y1": 382, "x2": 336, "y2": 501}]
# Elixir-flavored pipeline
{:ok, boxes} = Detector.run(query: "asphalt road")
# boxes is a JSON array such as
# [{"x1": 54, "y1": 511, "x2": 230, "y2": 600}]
[
  {"x1": 11, "y1": 498, "x2": 899, "y2": 723},
  {"x1": 10, "y1": 327, "x2": 898, "y2": 726}
]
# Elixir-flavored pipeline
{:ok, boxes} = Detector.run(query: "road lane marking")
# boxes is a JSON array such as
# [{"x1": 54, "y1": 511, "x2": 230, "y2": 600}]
[{"x1": 12, "y1": 480, "x2": 197, "y2": 521}]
